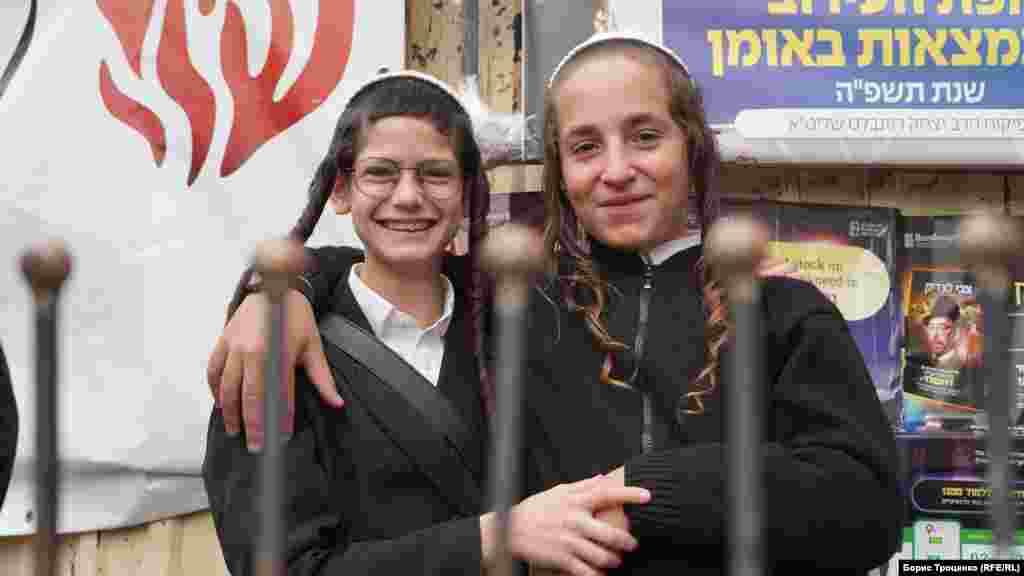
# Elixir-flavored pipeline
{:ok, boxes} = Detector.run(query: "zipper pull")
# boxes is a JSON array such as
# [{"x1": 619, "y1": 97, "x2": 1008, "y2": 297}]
[
  {"x1": 637, "y1": 261, "x2": 655, "y2": 454},
  {"x1": 642, "y1": 262, "x2": 654, "y2": 290},
  {"x1": 641, "y1": 394, "x2": 655, "y2": 454}
]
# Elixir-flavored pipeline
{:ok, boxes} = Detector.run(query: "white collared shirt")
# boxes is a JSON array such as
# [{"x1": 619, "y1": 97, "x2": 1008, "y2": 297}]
[
  {"x1": 348, "y1": 264, "x2": 454, "y2": 386},
  {"x1": 643, "y1": 232, "x2": 701, "y2": 266}
]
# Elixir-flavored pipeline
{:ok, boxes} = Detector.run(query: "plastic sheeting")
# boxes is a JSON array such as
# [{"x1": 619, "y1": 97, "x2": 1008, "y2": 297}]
[{"x1": 0, "y1": 0, "x2": 402, "y2": 535}]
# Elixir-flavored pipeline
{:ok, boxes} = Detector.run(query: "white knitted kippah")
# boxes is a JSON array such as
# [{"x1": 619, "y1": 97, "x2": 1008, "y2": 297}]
[
  {"x1": 351, "y1": 68, "x2": 468, "y2": 111},
  {"x1": 548, "y1": 30, "x2": 691, "y2": 88},
  {"x1": 349, "y1": 68, "x2": 531, "y2": 169}
]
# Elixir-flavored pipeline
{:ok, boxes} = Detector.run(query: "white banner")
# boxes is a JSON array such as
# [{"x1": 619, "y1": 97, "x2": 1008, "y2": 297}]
[
  {"x1": 0, "y1": 0, "x2": 402, "y2": 535},
  {"x1": 610, "y1": 0, "x2": 1024, "y2": 166}
]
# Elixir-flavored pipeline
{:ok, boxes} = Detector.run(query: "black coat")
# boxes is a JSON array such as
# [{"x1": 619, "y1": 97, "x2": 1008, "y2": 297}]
[
  {"x1": 0, "y1": 341, "x2": 16, "y2": 509},
  {"x1": 203, "y1": 249, "x2": 493, "y2": 575},
  {"x1": 521, "y1": 242, "x2": 903, "y2": 574},
  {"x1": 299, "y1": 242, "x2": 904, "y2": 575}
]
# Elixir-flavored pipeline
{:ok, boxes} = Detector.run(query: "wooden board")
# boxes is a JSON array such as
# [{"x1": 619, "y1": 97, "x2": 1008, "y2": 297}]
[
  {"x1": 406, "y1": 0, "x2": 463, "y2": 85},
  {"x1": 874, "y1": 172, "x2": 1005, "y2": 215},
  {"x1": 479, "y1": 0, "x2": 524, "y2": 196},
  {"x1": 0, "y1": 512, "x2": 225, "y2": 576}
]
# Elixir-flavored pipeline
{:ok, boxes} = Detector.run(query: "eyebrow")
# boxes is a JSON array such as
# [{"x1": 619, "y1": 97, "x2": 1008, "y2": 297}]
[
  {"x1": 359, "y1": 155, "x2": 458, "y2": 164},
  {"x1": 561, "y1": 113, "x2": 670, "y2": 141}
]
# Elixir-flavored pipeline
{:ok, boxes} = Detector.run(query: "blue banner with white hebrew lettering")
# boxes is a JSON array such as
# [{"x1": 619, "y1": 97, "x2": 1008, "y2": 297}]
[{"x1": 663, "y1": 1, "x2": 1024, "y2": 139}]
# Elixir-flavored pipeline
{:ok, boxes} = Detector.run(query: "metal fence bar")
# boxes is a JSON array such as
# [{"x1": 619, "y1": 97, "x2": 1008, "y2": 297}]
[
  {"x1": 20, "y1": 240, "x2": 71, "y2": 576},
  {"x1": 707, "y1": 216, "x2": 767, "y2": 576},
  {"x1": 252, "y1": 240, "x2": 306, "y2": 576},
  {"x1": 480, "y1": 224, "x2": 544, "y2": 576},
  {"x1": 960, "y1": 214, "x2": 1022, "y2": 560}
]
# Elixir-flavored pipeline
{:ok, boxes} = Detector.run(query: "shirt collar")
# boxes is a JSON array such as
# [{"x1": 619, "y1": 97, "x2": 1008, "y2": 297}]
[
  {"x1": 348, "y1": 263, "x2": 455, "y2": 338},
  {"x1": 642, "y1": 232, "x2": 702, "y2": 266}
]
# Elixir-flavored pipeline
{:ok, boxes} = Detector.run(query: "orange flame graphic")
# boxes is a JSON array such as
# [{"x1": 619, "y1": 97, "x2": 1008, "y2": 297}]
[
  {"x1": 98, "y1": 1, "x2": 167, "y2": 167},
  {"x1": 97, "y1": 1, "x2": 355, "y2": 186}
]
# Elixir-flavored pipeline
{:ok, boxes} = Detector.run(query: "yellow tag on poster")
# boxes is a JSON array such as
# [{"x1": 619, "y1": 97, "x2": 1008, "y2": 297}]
[{"x1": 767, "y1": 242, "x2": 891, "y2": 322}]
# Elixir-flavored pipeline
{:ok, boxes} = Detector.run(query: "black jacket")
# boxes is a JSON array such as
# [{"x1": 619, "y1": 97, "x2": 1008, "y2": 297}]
[
  {"x1": 0, "y1": 341, "x2": 16, "y2": 509},
  {"x1": 299, "y1": 242, "x2": 904, "y2": 574},
  {"x1": 521, "y1": 242, "x2": 903, "y2": 574},
  {"x1": 203, "y1": 248, "x2": 493, "y2": 575}
]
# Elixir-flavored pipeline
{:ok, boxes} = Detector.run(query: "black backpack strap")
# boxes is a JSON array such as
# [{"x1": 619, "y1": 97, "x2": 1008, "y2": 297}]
[{"x1": 318, "y1": 314, "x2": 478, "y2": 476}]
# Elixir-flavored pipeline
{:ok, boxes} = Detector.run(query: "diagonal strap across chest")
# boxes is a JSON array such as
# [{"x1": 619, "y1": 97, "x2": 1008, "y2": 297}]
[{"x1": 318, "y1": 313, "x2": 482, "y2": 513}]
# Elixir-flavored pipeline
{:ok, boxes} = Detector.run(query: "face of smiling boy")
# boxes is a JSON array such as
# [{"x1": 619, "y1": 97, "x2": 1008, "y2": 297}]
[
  {"x1": 332, "y1": 115, "x2": 464, "y2": 276},
  {"x1": 555, "y1": 49, "x2": 691, "y2": 252}
]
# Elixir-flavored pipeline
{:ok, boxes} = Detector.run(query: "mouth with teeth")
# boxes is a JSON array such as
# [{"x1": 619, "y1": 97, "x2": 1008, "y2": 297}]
[{"x1": 377, "y1": 219, "x2": 437, "y2": 233}]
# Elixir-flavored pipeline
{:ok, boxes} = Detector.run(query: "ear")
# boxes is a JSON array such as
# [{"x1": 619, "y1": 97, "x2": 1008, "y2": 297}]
[{"x1": 328, "y1": 174, "x2": 351, "y2": 215}]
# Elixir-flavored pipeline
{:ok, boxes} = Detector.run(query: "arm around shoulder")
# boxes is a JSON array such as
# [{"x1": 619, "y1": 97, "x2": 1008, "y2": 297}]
[{"x1": 202, "y1": 375, "x2": 484, "y2": 576}]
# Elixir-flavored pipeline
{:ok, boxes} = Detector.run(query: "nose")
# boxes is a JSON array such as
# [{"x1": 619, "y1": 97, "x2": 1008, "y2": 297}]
[
  {"x1": 600, "y1": 140, "x2": 635, "y2": 187},
  {"x1": 389, "y1": 170, "x2": 426, "y2": 208}
]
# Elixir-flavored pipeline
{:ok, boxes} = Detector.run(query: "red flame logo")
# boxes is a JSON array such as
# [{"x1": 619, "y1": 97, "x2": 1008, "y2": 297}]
[{"x1": 97, "y1": 0, "x2": 355, "y2": 186}]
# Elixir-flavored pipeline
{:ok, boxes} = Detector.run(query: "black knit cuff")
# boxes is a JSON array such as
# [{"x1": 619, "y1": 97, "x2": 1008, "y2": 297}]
[
  {"x1": 300, "y1": 270, "x2": 336, "y2": 321},
  {"x1": 292, "y1": 273, "x2": 316, "y2": 305},
  {"x1": 623, "y1": 452, "x2": 683, "y2": 536},
  {"x1": 246, "y1": 271, "x2": 314, "y2": 298}
]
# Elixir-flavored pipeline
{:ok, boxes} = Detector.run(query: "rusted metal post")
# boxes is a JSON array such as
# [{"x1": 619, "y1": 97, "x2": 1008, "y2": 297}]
[
  {"x1": 251, "y1": 239, "x2": 307, "y2": 576},
  {"x1": 706, "y1": 216, "x2": 769, "y2": 576},
  {"x1": 20, "y1": 240, "x2": 72, "y2": 576},
  {"x1": 959, "y1": 213, "x2": 1022, "y2": 560},
  {"x1": 479, "y1": 223, "x2": 545, "y2": 576}
]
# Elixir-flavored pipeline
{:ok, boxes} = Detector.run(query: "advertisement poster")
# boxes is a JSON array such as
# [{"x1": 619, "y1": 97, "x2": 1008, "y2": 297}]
[
  {"x1": 898, "y1": 216, "x2": 1024, "y2": 433},
  {"x1": 901, "y1": 268, "x2": 984, "y2": 413},
  {"x1": 891, "y1": 433, "x2": 1024, "y2": 562},
  {"x1": 721, "y1": 200, "x2": 903, "y2": 424},
  {"x1": 0, "y1": 0, "x2": 403, "y2": 535},
  {"x1": 611, "y1": 0, "x2": 1024, "y2": 165}
]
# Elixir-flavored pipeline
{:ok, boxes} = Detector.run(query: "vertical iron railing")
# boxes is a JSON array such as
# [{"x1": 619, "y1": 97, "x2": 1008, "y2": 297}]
[
  {"x1": 706, "y1": 216, "x2": 767, "y2": 576},
  {"x1": 252, "y1": 239, "x2": 307, "y2": 576},
  {"x1": 20, "y1": 240, "x2": 72, "y2": 576},
  {"x1": 480, "y1": 223, "x2": 545, "y2": 576},
  {"x1": 959, "y1": 213, "x2": 1022, "y2": 560}
]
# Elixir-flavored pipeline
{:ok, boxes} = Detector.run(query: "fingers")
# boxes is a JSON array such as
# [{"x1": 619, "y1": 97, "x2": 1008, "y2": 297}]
[
  {"x1": 530, "y1": 568, "x2": 578, "y2": 576},
  {"x1": 302, "y1": 334, "x2": 343, "y2": 408},
  {"x1": 756, "y1": 255, "x2": 798, "y2": 278},
  {"x1": 287, "y1": 291, "x2": 343, "y2": 409},
  {"x1": 575, "y1": 485, "x2": 651, "y2": 511},
  {"x1": 219, "y1": 350, "x2": 243, "y2": 437},
  {"x1": 571, "y1": 514, "x2": 639, "y2": 553},
  {"x1": 757, "y1": 260, "x2": 798, "y2": 279},
  {"x1": 560, "y1": 552, "x2": 607, "y2": 576},
  {"x1": 207, "y1": 336, "x2": 228, "y2": 403},
  {"x1": 241, "y1": 347, "x2": 266, "y2": 452},
  {"x1": 564, "y1": 532, "x2": 622, "y2": 573},
  {"x1": 530, "y1": 546, "x2": 608, "y2": 576}
]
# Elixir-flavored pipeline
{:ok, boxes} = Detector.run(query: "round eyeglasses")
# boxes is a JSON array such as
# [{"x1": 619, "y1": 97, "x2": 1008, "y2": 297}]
[{"x1": 346, "y1": 157, "x2": 462, "y2": 201}]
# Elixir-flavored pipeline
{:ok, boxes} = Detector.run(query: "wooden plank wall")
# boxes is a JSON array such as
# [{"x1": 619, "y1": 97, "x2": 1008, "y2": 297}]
[
  {"x1": 0, "y1": 512, "x2": 224, "y2": 576},
  {"x1": 720, "y1": 165, "x2": 1013, "y2": 214},
  {"x1": 0, "y1": 0, "x2": 1020, "y2": 574}
]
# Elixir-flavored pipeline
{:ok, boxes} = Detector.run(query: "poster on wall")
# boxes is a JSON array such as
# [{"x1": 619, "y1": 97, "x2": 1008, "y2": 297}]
[
  {"x1": 898, "y1": 216, "x2": 1024, "y2": 433},
  {"x1": 0, "y1": 0, "x2": 403, "y2": 535},
  {"x1": 891, "y1": 433, "x2": 1024, "y2": 562},
  {"x1": 608, "y1": 0, "x2": 1024, "y2": 166},
  {"x1": 718, "y1": 200, "x2": 904, "y2": 426}
]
